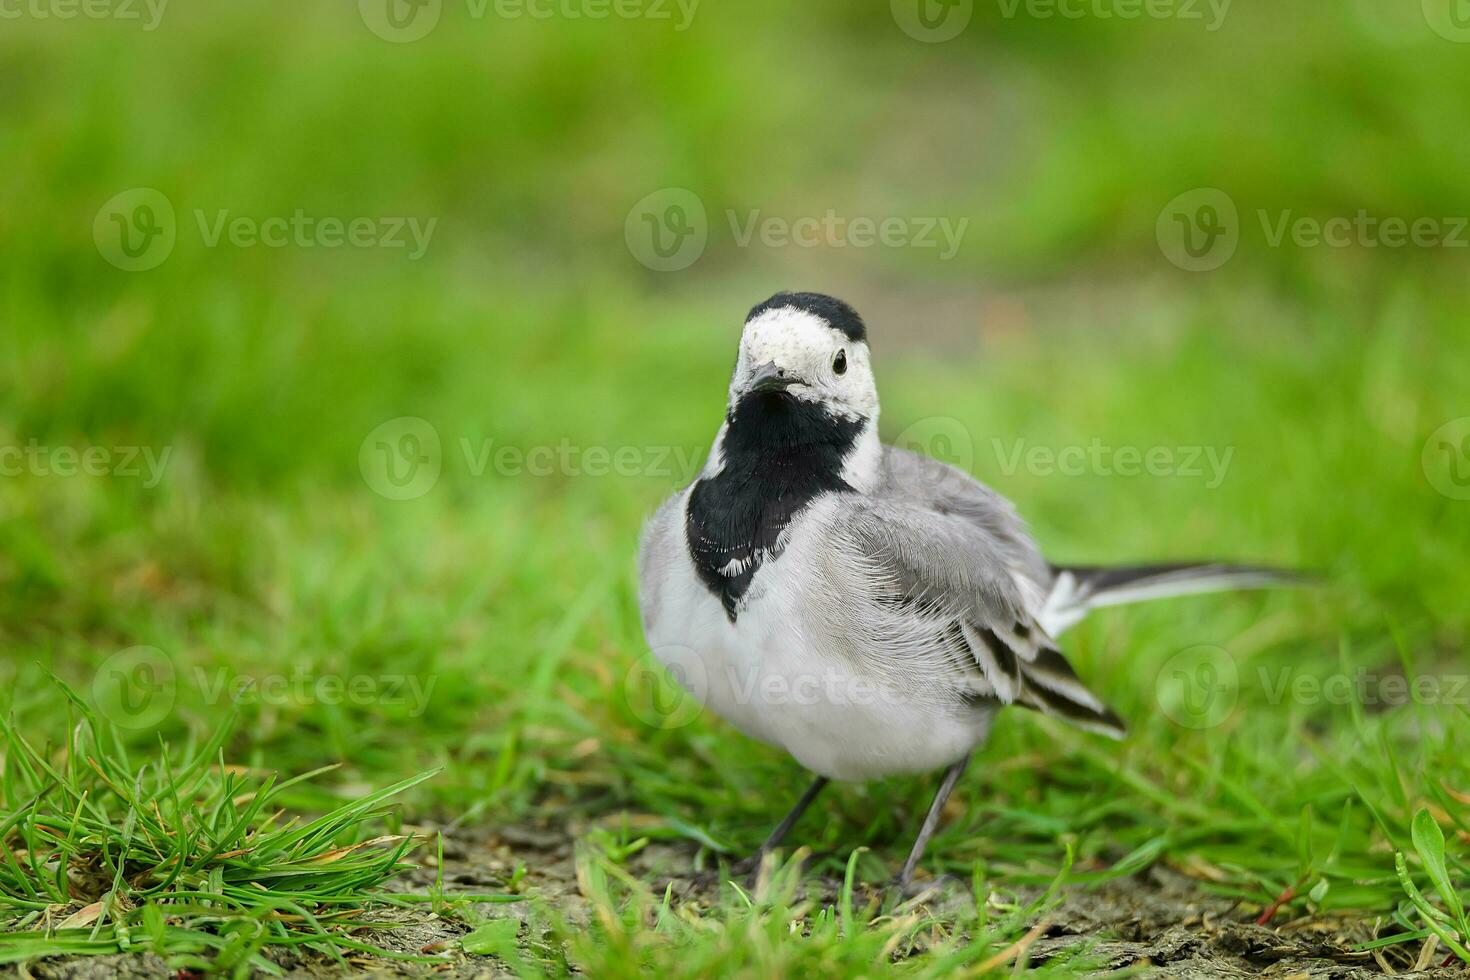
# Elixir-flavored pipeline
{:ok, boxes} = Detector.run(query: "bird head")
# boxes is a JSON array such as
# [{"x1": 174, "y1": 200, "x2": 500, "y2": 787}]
[{"x1": 728, "y1": 292, "x2": 879, "y2": 424}]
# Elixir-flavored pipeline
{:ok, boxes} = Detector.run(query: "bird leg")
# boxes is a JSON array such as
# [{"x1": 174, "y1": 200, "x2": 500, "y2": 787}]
[
  {"x1": 735, "y1": 775, "x2": 829, "y2": 875},
  {"x1": 896, "y1": 752, "x2": 971, "y2": 891},
  {"x1": 674, "y1": 775, "x2": 830, "y2": 892}
]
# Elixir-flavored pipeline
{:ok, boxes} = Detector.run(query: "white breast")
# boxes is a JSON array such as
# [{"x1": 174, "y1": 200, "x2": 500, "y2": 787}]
[{"x1": 639, "y1": 494, "x2": 994, "y2": 781}]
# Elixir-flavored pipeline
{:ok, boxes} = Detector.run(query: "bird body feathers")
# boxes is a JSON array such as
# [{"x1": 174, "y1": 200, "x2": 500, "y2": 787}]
[{"x1": 640, "y1": 446, "x2": 1130, "y2": 779}]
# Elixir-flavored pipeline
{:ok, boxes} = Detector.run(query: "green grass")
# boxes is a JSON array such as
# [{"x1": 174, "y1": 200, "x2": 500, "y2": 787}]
[
  {"x1": 0, "y1": 681, "x2": 463, "y2": 974},
  {"x1": 563, "y1": 845, "x2": 1100, "y2": 977},
  {"x1": 3, "y1": 0, "x2": 1470, "y2": 974}
]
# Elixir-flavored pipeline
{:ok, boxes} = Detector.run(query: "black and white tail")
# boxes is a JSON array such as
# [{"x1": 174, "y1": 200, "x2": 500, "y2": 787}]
[{"x1": 1039, "y1": 562, "x2": 1306, "y2": 637}]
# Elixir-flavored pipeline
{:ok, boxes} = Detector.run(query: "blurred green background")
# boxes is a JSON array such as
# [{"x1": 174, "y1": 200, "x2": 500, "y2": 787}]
[{"x1": 2, "y1": 0, "x2": 1469, "y2": 918}]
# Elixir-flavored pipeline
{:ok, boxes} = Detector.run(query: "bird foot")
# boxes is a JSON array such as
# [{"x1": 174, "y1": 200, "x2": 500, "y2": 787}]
[
  {"x1": 889, "y1": 872, "x2": 968, "y2": 903},
  {"x1": 668, "y1": 854, "x2": 762, "y2": 893}
]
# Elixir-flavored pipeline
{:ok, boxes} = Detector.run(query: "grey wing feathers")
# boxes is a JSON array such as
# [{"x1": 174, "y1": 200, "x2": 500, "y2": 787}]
[
  {"x1": 878, "y1": 447, "x2": 1051, "y2": 589},
  {"x1": 834, "y1": 448, "x2": 1126, "y2": 739}
]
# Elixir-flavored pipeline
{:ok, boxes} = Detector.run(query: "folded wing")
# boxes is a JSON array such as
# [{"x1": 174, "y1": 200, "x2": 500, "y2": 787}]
[{"x1": 828, "y1": 489, "x2": 1126, "y2": 740}]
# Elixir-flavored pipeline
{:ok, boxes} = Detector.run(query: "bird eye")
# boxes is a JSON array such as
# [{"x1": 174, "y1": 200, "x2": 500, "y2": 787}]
[{"x1": 833, "y1": 350, "x2": 847, "y2": 375}]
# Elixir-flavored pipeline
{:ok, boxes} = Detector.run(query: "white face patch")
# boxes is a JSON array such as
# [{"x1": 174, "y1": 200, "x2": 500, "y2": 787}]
[{"x1": 730, "y1": 307, "x2": 879, "y2": 420}]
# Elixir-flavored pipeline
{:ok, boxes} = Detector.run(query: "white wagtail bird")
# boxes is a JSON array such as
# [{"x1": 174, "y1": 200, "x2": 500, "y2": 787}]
[{"x1": 637, "y1": 292, "x2": 1295, "y2": 890}]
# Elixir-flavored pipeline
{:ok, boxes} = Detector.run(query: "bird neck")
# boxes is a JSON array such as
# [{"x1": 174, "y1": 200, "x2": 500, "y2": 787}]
[
  {"x1": 687, "y1": 395, "x2": 874, "y2": 621},
  {"x1": 708, "y1": 391, "x2": 876, "y2": 491}
]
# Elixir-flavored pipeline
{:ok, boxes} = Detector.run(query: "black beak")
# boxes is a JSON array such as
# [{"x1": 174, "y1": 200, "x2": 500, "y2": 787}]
[{"x1": 747, "y1": 361, "x2": 797, "y2": 395}]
